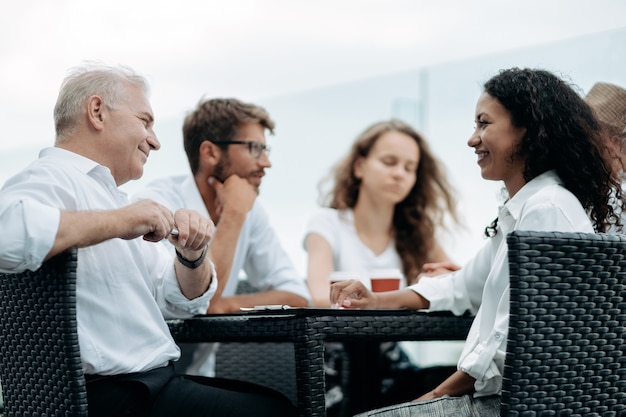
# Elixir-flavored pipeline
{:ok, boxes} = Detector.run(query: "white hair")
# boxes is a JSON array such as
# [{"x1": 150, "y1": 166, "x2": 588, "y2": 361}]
[{"x1": 53, "y1": 61, "x2": 150, "y2": 142}]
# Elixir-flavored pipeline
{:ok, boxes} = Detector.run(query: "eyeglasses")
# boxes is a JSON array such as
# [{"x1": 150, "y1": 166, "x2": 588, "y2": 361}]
[{"x1": 211, "y1": 141, "x2": 270, "y2": 158}]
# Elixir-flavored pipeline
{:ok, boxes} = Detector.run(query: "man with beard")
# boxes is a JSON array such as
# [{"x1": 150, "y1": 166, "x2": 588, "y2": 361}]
[
  {"x1": 134, "y1": 98, "x2": 310, "y2": 377},
  {"x1": 0, "y1": 64, "x2": 297, "y2": 416}
]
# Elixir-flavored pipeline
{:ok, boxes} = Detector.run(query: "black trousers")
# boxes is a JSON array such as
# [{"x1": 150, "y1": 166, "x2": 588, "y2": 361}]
[{"x1": 86, "y1": 363, "x2": 298, "y2": 417}]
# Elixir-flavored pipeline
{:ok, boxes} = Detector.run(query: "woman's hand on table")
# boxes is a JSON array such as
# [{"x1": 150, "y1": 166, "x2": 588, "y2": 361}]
[
  {"x1": 330, "y1": 280, "x2": 378, "y2": 309},
  {"x1": 330, "y1": 280, "x2": 430, "y2": 310}
]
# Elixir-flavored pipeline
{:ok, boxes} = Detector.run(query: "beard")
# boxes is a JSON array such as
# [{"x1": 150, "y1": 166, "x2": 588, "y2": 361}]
[
  {"x1": 213, "y1": 154, "x2": 262, "y2": 194},
  {"x1": 213, "y1": 153, "x2": 232, "y2": 183}
]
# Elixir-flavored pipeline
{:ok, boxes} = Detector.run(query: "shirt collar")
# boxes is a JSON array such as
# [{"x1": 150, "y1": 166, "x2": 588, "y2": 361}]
[
  {"x1": 41, "y1": 147, "x2": 114, "y2": 178},
  {"x1": 498, "y1": 170, "x2": 562, "y2": 233},
  {"x1": 41, "y1": 147, "x2": 100, "y2": 172}
]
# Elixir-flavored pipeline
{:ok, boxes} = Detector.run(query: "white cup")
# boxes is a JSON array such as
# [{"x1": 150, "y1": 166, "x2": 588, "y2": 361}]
[{"x1": 328, "y1": 271, "x2": 361, "y2": 284}]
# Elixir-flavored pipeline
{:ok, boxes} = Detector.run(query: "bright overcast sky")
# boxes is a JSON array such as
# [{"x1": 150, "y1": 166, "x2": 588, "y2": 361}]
[{"x1": 1, "y1": 0, "x2": 626, "y2": 154}]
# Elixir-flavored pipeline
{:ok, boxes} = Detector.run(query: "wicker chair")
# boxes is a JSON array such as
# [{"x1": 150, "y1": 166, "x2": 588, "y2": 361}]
[
  {"x1": 503, "y1": 231, "x2": 626, "y2": 417},
  {"x1": 0, "y1": 248, "x2": 88, "y2": 417}
]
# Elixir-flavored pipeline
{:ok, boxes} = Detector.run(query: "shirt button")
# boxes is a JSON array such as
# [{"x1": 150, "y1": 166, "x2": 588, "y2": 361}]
[{"x1": 494, "y1": 332, "x2": 503, "y2": 341}]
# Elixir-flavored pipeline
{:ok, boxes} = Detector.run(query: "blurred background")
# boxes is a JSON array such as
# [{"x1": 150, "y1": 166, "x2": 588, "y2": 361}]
[
  {"x1": 2, "y1": 0, "x2": 626, "y2": 375},
  {"x1": 2, "y1": 0, "x2": 626, "y2": 277}
]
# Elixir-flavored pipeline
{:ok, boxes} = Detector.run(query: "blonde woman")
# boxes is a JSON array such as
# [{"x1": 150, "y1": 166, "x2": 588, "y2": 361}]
[{"x1": 304, "y1": 119, "x2": 460, "y2": 413}]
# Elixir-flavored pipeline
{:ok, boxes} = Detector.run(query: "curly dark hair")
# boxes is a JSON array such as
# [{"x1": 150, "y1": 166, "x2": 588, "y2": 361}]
[
  {"x1": 182, "y1": 98, "x2": 275, "y2": 174},
  {"x1": 482, "y1": 68, "x2": 622, "y2": 233},
  {"x1": 320, "y1": 119, "x2": 459, "y2": 283}
]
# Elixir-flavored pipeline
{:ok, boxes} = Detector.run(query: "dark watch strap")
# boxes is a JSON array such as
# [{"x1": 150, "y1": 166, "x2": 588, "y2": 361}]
[{"x1": 175, "y1": 246, "x2": 208, "y2": 269}]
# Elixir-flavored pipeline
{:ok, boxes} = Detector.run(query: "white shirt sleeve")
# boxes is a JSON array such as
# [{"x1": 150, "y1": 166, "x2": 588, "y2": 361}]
[
  {"x1": 303, "y1": 208, "x2": 339, "y2": 250},
  {"x1": 0, "y1": 198, "x2": 60, "y2": 272},
  {"x1": 160, "y1": 258, "x2": 218, "y2": 318},
  {"x1": 409, "y1": 235, "x2": 500, "y2": 316}
]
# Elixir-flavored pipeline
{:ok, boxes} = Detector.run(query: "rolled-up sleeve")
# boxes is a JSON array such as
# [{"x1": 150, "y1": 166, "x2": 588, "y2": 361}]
[
  {"x1": 409, "y1": 235, "x2": 499, "y2": 316},
  {"x1": 0, "y1": 198, "x2": 60, "y2": 273},
  {"x1": 152, "y1": 242, "x2": 217, "y2": 318},
  {"x1": 458, "y1": 286, "x2": 509, "y2": 395},
  {"x1": 410, "y1": 272, "x2": 471, "y2": 315}
]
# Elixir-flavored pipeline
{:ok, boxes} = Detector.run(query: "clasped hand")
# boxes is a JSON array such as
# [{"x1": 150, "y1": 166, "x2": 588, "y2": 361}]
[
  {"x1": 121, "y1": 199, "x2": 214, "y2": 258},
  {"x1": 168, "y1": 208, "x2": 215, "y2": 260}
]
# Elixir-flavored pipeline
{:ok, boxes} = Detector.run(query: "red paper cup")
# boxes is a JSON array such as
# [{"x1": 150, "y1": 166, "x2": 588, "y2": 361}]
[{"x1": 369, "y1": 269, "x2": 403, "y2": 292}]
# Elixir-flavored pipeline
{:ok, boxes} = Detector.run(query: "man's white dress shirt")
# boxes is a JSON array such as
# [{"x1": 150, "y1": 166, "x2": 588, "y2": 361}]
[{"x1": 0, "y1": 148, "x2": 216, "y2": 375}]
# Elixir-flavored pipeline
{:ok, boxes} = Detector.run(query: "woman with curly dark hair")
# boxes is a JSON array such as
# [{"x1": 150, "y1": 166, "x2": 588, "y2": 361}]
[
  {"x1": 481, "y1": 69, "x2": 621, "y2": 235},
  {"x1": 303, "y1": 119, "x2": 461, "y2": 413},
  {"x1": 330, "y1": 68, "x2": 622, "y2": 417}
]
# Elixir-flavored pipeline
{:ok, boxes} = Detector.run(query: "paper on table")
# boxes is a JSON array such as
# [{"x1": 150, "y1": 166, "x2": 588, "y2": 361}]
[{"x1": 240, "y1": 305, "x2": 293, "y2": 311}]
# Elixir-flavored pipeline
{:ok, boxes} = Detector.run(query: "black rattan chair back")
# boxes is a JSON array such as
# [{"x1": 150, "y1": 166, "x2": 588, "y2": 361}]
[
  {"x1": 503, "y1": 231, "x2": 626, "y2": 417},
  {"x1": 0, "y1": 248, "x2": 88, "y2": 417}
]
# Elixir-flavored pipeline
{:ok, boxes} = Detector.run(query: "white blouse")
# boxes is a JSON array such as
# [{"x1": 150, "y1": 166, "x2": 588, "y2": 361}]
[
  {"x1": 304, "y1": 208, "x2": 403, "y2": 279},
  {"x1": 409, "y1": 170, "x2": 594, "y2": 397}
]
